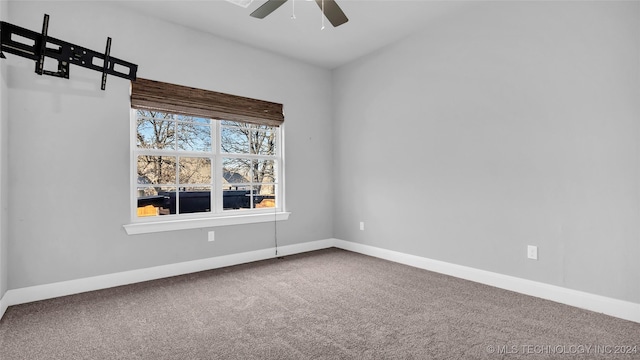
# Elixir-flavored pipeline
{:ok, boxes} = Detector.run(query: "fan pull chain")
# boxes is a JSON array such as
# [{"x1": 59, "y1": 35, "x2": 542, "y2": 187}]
[
  {"x1": 321, "y1": 0, "x2": 325, "y2": 30},
  {"x1": 291, "y1": 0, "x2": 296, "y2": 20}
]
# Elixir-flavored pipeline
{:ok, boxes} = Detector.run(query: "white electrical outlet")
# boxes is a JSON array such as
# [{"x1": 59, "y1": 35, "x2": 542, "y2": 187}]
[
  {"x1": 359, "y1": 222, "x2": 364, "y2": 231},
  {"x1": 527, "y1": 245, "x2": 538, "y2": 260},
  {"x1": 208, "y1": 231, "x2": 215, "y2": 242}
]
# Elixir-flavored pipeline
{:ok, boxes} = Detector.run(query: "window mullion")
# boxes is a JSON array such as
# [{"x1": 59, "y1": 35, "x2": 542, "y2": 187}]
[
  {"x1": 214, "y1": 121, "x2": 223, "y2": 213},
  {"x1": 173, "y1": 120, "x2": 180, "y2": 215},
  {"x1": 276, "y1": 123, "x2": 284, "y2": 210},
  {"x1": 131, "y1": 109, "x2": 138, "y2": 220}
]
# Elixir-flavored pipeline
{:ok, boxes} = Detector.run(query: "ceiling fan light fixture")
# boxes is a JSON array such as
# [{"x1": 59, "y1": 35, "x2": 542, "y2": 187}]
[
  {"x1": 225, "y1": 0, "x2": 254, "y2": 8},
  {"x1": 250, "y1": 0, "x2": 348, "y2": 27}
]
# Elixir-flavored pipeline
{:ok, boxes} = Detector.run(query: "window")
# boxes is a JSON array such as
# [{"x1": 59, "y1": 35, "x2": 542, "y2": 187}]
[{"x1": 125, "y1": 79, "x2": 287, "y2": 234}]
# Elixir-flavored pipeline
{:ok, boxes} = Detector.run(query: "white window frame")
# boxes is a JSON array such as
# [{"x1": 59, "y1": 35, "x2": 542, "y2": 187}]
[{"x1": 124, "y1": 109, "x2": 289, "y2": 235}]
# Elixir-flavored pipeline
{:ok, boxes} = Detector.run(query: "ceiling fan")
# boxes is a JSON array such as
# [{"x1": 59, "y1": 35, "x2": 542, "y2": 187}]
[{"x1": 250, "y1": 0, "x2": 349, "y2": 27}]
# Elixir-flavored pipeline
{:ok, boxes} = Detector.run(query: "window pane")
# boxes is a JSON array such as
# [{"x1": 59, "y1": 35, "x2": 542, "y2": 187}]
[
  {"x1": 250, "y1": 129, "x2": 276, "y2": 155},
  {"x1": 178, "y1": 187, "x2": 211, "y2": 214},
  {"x1": 221, "y1": 122, "x2": 277, "y2": 156},
  {"x1": 136, "y1": 187, "x2": 175, "y2": 216},
  {"x1": 254, "y1": 184, "x2": 276, "y2": 209},
  {"x1": 179, "y1": 157, "x2": 211, "y2": 184},
  {"x1": 223, "y1": 158, "x2": 251, "y2": 184},
  {"x1": 221, "y1": 120, "x2": 242, "y2": 126},
  {"x1": 176, "y1": 115, "x2": 211, "y2": 125},
  {"x1": 178, "y1": 123, "x2": 211, "y2": 152},
  {"x1": 221, "y1": 126, "x2": 250, "y2": 154},
  {"x1": 137, "y1": 156, "x2": 176, "y2": 185},
  {"x1": 252, "y1": 159, "x2": 276, "y2": 183},
  {"x1": 223, "y1": 187, "x2": 251, "y2": 210},
  {"x1": 136, "y1": 118, "x2": 175, "y2": 150}
]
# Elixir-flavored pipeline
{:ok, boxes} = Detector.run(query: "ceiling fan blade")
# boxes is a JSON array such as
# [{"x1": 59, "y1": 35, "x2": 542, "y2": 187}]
[
  {"x1": 314, "y1": 0, "x2": 349, "y2": 27},
  {"x1": 250, "y1": 0, "x2": 289, "y2": 19}
]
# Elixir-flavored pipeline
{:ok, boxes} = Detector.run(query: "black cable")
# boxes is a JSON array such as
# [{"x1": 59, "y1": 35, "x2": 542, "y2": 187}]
[{"x1": 274, "y1": 203, "x2": 281, "y2": 258}]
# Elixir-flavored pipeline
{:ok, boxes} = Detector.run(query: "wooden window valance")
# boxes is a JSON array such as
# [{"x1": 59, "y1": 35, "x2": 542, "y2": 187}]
[{"x1": 130, "y1": 78, "x2": 284, "y2": 126}]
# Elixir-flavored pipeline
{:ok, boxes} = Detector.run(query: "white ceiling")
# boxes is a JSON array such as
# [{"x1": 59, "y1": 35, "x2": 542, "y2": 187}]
[{"x1": 113, "y1": 0, "x2": 469, "y2": 69}]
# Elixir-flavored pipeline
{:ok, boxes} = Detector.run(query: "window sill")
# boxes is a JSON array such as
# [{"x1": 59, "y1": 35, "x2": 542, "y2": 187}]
[{"x1": 123, "y1": 212, "x2": 290, "y2": 235}]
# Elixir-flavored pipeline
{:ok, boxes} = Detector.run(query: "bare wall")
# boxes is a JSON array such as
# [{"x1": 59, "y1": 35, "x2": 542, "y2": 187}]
[
  {"x1": 0, "y1": 0, "x2": 9, "y2": 300},
  {"x1": 332, "y1": 1, "x2": 640, "y2": 303},
  {"x1": 7, "y1": 1, "x2": 333, "y2": 289}
]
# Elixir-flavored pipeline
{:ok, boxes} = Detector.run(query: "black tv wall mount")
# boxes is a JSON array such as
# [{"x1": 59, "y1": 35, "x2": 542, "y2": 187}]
[{"x1": 0, "y1": 14, "x2": 137, "y2": 90}]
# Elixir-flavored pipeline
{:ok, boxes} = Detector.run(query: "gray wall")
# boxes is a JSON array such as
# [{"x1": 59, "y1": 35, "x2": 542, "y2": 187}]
[
  {"x1": 7, "y1": 1, "x2": 333, "y2": 289},
  {"x1": 0, "y1": 0, "x2": 8, "y2": 300},
  {"x1": 333, "y1": 1, "x2": 640, "y2": 303},
  {"x1": 5, "y1": 0, "x2": 639, "y2": 307}
]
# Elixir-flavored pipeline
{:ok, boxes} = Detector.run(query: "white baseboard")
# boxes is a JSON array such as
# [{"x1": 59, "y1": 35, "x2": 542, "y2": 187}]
[
  {"x1": 2, "y1": 238, "x2": 638, "y2": 325},
  {"x1": 0, "y1": 291, "x2": 7, "y2": 320},
  {"x1": 274, "y1": 238, "x2": 335, "y2": 257},
  {"x1": 333, "y1": 239, "x2": 640, "y2": 324},
  {"x1": 1, "y1": 239, "x2": 334, "y2": 314}
]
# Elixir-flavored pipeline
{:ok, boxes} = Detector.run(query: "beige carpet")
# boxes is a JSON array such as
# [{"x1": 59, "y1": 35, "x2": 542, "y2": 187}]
[{"x1": 0, "y1": 248, "x2": 638, "y2": 359}]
